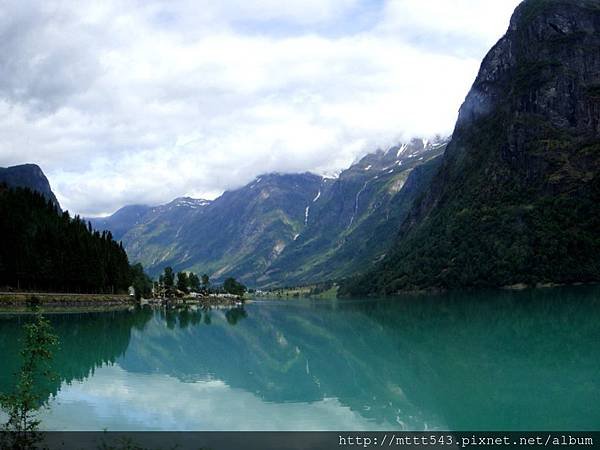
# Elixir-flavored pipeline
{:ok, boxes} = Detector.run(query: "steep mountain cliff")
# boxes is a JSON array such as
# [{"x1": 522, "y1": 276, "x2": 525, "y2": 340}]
[
  {"x1": 95, "y1": 139, "x2": 447, "y2": 286},
  {"x1": 0, "y1": 163, "x2": 60, "y2": 209},
  {"x1": 340, "y1": 0, "x2": 600, "y2": 295}
]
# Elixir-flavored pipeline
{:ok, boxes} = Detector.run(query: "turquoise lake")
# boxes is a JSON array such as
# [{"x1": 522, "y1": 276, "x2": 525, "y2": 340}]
[{"x1": 1, "y1": 286, "x2": 599, "y2": 431}]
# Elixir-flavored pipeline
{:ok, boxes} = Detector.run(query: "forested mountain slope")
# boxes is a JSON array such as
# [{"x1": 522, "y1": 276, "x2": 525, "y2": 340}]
[
  {"x1": 340, "y1": 0, "x2": 600, "y2": 295},
  {"x1": 0, "y1": 185, "x2": 131, "y2": 292}
]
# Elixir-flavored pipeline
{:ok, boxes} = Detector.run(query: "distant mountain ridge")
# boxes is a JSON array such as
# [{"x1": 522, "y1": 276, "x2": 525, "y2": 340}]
[
  {"x1": 92, "y1": 137, "x2": 449, "y2": 286},
  {"x1": 0, "y1": 163, "x2": 61, "y2": 209}
]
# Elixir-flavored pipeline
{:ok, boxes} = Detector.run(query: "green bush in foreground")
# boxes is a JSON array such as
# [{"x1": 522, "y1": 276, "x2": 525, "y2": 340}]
[{"x1": 1, "y1": 313, "x2": 59, "y2": 449}]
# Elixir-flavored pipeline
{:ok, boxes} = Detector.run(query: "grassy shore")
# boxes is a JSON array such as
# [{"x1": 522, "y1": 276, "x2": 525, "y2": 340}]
[
  {"x1": 253, "y1": 284, "x2": 338, "y2": 300},
  {"x1": 0, "y1": 292, "x2": 136, "y2": 311}
]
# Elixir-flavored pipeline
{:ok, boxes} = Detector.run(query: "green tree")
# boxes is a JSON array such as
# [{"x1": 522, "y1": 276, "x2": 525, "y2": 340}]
[
  {"x1": 0, "y1": 185, "x2": 132, "y2": 294},
  {"x1": 130, "y1": 263, "x2": 152, "y2": 301},
  {"x1": 1, "y1": 314, "x2": 59, "y2": 449},
  {"x1": 188, "y1": 273, "x2": 200, "y2": 292},
  {"x1": 201, "y1": 274, "x2": 210, "y2": 290},
  {"x1": 162, "y1": 267, "x2": 174, "y2": 288},
  {"x1": 176, "y1": 272, "x2": 189, "y2": 293},
  {"x1": 223, "y1": 277, "x2": 247, "y2": 297}
]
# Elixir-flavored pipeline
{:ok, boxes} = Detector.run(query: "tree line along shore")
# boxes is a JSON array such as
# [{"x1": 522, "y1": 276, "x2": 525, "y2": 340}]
[{"x1": 0, "y1": 184, "x2": 248, "y2": 309}]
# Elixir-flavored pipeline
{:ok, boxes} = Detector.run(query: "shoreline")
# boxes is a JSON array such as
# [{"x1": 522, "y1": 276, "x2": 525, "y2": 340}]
[
  {"x1": 0, "y1": 291, "x2": 247, "y2": 312},
  {"x1": 337, "y1": 280, "x2": 600, "y2": 298},
  {"x1": 142, "y1": 296, "x2": 246, "y2": 308},
  {"x1": 0, "y1": 292, "x2": 135, "y2": 306}
]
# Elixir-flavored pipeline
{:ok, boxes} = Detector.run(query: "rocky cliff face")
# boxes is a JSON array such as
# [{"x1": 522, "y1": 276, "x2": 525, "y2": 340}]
[
  {"x1": 0, "y1": 163, "x2": 61, "y2": 209},
  {"x1": 341, "y1": 0, "x2": 600, "y2": 295},
  {"x1": 457, "y1": 0, "x2": 600, "y2": 134},
  {"x1": 452, "y1": 0, "x2": 600, "y2": 191}
]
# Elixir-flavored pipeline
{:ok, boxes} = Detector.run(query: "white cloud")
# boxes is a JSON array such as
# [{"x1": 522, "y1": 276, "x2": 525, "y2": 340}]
[
  {"x1": 378, "y1": 0, "x2": 523, "y2": 51},
  {"x1": 37, "y1": 364, "x2": 404, "y2": 431},
  {"x1": 0, "y1": 0, "x2": 523, "y2": 216}
]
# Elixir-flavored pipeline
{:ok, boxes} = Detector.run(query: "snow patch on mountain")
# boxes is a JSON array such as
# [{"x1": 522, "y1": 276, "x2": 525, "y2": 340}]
[{"x1": 396, "y1": 143, "x2": 408, "y2": 158}]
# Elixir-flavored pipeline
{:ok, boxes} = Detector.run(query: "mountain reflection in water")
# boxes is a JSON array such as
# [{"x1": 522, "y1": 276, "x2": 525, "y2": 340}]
[{"x1": 1, "y1": 287, "x2": 599, "y2": 430}]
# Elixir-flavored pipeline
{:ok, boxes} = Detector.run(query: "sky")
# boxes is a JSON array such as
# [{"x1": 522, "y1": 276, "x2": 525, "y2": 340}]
[{"x1": 0, "y1": 0, "x2": 522, "y2": 216}]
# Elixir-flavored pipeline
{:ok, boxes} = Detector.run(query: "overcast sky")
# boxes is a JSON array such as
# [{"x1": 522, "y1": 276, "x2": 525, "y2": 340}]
[{"x1": 0, "y1": 0, "x2": 522, "y2": 216}]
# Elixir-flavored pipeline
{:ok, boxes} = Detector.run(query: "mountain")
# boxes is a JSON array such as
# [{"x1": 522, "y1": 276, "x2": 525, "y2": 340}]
[
  {"x1": 92, "y1": 173, "x2": 322, "y2": 284},
  {"x1": 0, "y1": 163, "x2": 60, "y2": 209},
  {"x1": 94, "y1": 138, "x2": 448, "y2": 286},
  {"x1": 90, "y1": 204, "x2": 153, "y2": 242},
  {"x1": 340, "y1": 0, "x2": 600, "y2": 296},
  {"x1": 257, "y1": 137, "x2": 447, "y2": 286}
]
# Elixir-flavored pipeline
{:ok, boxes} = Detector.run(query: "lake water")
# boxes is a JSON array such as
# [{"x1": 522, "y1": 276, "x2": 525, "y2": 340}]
[{"x1": 1, "y1": 286, "x2": 599, "y2": 431}]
